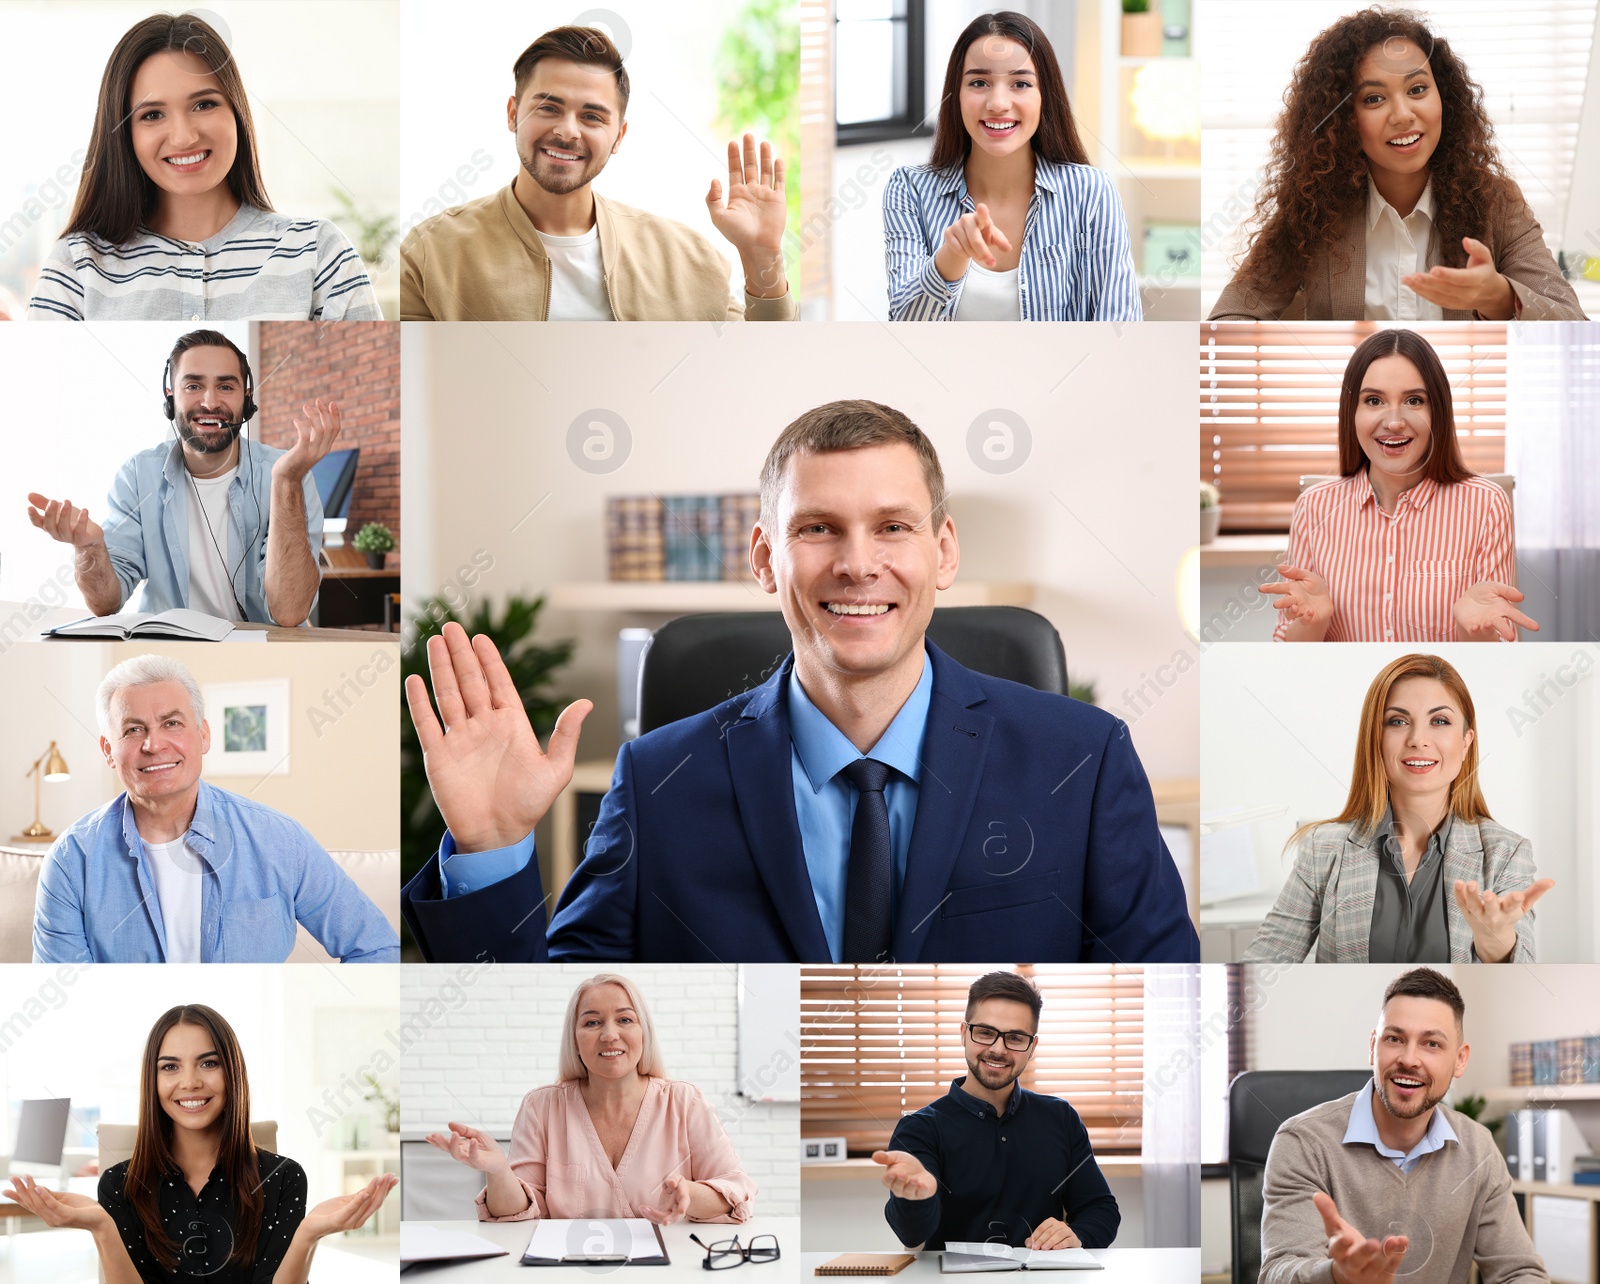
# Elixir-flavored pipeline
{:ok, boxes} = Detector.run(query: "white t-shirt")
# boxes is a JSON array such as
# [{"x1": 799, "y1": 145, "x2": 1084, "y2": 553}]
[
  {"x1": 145, "y1": 837, "x2": 203, "y2": 963},
  {"x1": 1364, "y1": 179, "x2": 1443, "y2": 321},
  {"x1": 954, "y1": 259, "x2": 1022, "y2": 321},
  {"x1": 538, "y1": 226, "x2": 614, "y2": 321},
  {"x1": 185, "y1": 465, "x2": 241, "y2": 620}
]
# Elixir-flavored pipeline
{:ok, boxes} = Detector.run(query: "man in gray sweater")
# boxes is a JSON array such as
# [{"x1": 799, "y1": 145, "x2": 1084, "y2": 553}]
[{"x1": 1260, "y1": 967, "x2": 1547, "y2": 1284}]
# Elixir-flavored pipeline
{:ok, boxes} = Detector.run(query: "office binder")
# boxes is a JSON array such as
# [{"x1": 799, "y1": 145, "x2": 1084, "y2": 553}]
[{"x1": 521, "y1": 1218, "x2": 669, "y2": 1266}]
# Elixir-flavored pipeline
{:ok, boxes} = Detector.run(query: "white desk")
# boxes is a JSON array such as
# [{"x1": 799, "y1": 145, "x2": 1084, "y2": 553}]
[
  {"x1": 404, "y1": 1217, "x2": 800, "y2": 1280},
  {"x1": 800, "y1": 1249, "x2": 1200, "y2": 1283}
]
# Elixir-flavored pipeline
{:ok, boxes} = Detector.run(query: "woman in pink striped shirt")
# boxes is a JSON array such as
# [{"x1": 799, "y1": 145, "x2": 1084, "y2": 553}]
[
  {"x1": 424, "y1": 972, "x2": 755, "y2": 1225},
  {"x1": 1261, "y1": 328, "x2": 1538, "y2": 642}
]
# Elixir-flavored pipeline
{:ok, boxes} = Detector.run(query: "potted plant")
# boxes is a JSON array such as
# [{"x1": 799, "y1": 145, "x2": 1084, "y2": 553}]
[
  {"x1": 352, "y1": 522, "x2": 395, "y2": 569},
  {"x1": 361, "y1": 1072, "x2": 401, "y2": 1142},
  {"x1": 1122, "y1": 0, "x2": 1164, "y2": 57},
  {"x1": 1200, "y1": 481, "x2": 1221, "y2": 544}
]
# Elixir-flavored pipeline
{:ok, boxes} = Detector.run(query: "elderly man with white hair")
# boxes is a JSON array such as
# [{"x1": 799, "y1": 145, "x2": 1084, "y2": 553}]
[{"x1": 32, "y1": 653, "x2": 398, "y2": 963}]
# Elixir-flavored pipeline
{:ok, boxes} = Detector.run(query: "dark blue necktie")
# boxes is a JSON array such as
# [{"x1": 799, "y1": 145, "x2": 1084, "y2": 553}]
[{"x1": 841, "y1": 758, "x2": 893, "y2": 963}]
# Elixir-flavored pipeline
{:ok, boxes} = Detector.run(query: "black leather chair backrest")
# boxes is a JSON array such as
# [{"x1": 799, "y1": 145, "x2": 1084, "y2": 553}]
[
  {"x1": 637, "y1": 606, "x2": 1068, "y2": 736},
  {"x1": 1228, "y1": 1070, "x2": 1373, "y2": 1284}
]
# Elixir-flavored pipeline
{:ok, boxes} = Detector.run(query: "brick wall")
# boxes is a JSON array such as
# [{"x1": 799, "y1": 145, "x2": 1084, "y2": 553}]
[
  {"x1": 254, "y1": 321, "x2": 401, "y2": 549},
  {"x1": 399, "y1": 964, "x2": 801, "y2": 1218}
]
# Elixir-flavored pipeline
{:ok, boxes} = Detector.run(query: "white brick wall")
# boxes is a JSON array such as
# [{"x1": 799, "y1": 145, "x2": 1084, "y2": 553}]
[{"x1": 399, "y1": 963, "x2": 799, "y2": 1217}]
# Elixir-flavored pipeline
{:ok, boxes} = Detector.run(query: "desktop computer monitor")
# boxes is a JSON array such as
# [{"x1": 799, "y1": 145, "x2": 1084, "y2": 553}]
[{"x1": 311, "y1": 446, "x2": 360, "y2": 538}]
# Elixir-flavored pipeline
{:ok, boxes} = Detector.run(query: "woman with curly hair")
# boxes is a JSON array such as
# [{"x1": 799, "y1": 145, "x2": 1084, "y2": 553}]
[{"x1": 1211, "y1": 7, "x2": 1584, "y2": 321}]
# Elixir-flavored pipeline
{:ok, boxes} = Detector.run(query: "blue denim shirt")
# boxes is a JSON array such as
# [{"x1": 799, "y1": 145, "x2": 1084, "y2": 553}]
[
  {"x1": 33, "y1": 779, "x2": 398, "y2": 963},
  {"x1": 102, "y1": 437, "x2": 323, "y2": 624}
]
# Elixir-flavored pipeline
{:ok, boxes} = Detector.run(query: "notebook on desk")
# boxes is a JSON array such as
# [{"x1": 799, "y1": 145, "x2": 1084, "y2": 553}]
[
  {"x1": 941, "y1": 1244, "x2": 1103, "y2": 1272},
  {"x1": 43, "y1": 609, "x2": 235, "y2": 641},
  {"x1": 522, "y1": 1218, "x2": 669, "y2": 1266}
]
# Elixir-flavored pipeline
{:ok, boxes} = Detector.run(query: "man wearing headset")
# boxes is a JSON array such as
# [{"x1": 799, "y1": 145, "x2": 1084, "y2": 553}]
[{"x1": 26, "y1": 329, "x2": 333, "y2": 627}]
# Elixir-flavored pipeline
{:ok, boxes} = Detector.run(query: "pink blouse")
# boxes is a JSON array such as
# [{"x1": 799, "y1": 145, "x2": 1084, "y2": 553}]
[{"x1": 475, "y1": 1078, "x2": 755, "y2": 1223}]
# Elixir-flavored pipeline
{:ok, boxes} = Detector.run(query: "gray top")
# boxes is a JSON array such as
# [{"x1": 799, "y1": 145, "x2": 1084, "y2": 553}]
[{"x1": 1367, "y1": 806, "x2": 1454, "y2": 963}]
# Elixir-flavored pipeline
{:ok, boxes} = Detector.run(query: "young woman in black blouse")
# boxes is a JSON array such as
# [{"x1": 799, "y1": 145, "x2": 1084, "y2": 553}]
[{"x1": 3, "y1": 1003, "x2": 394, "y2": 1283}]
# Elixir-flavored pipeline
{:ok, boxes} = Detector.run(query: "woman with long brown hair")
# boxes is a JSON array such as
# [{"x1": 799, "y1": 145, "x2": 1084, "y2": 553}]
[
  {"x1": 1260, "y1": 328, "x2": 1539, "y2": 642},
  {"x1": 1245, "y1": 654, "x2": 1552, "y2": 963},
  {"x1": 2, "y1": 1004, "x2": 393, "y2": 1283},
  {"x1": 1211, "y1": 7, "x2": 1584, "y2": 321},
  {"x1": 882, "y1": 11, "x2": 1139, "y2": 321},
  {"x1": 29, "y1": 13, "x2": 378, "y2": 321}
]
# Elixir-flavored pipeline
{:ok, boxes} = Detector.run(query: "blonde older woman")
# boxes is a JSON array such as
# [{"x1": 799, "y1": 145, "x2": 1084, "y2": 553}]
[{"x1": 426, "y1": 973, "x2": 755, "y2": 1223}]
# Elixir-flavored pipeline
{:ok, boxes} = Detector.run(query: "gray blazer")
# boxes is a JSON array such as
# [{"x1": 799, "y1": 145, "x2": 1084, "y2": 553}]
[
  {"x1": 1210, "y1": 189, "x2": 1585, "y2": 321},
  {"x1": 1243, "y1": 818, "x2": 1537, "y2": 963}
]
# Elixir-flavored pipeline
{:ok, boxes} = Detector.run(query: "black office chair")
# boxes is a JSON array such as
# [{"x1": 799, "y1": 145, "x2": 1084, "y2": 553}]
[
  {"x1": 636, "y1": 606, "x2": 1068, "y2": 735},
  {"x1": 1228, "y1": 1070, "x2": 1373, "y2": 1284}
]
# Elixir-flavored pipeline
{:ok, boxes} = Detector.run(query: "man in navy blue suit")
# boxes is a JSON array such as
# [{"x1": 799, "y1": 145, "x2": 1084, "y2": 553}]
[{"x1": 403, "y1": 400, "x2": 1197, "y2": 963}]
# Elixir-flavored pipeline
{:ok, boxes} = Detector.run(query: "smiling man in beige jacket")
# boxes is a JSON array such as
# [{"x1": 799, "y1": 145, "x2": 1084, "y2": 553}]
[{"x1": 401, "y1": 26, "x2": 796, "y2": 322}]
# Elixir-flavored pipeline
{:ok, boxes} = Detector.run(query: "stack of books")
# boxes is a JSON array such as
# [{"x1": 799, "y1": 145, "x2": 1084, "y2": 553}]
[
  {"x1": 605, "y1": 494, "x2": 762, "y2": 582},
  {"x1": 1574, "y1": 1155, "x2": 1600, "y2": 1187}
]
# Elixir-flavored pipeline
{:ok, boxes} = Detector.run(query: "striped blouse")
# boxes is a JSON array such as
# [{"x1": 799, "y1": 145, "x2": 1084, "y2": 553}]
[
  {"x1": 28, "y1": 203, "x2": 380, "y2": 321},
  {"x1": 1273, "y1": 472, "x2": 1517, "y2": 642},
  {"x1": 882, "y1": 159, "x2": 1141, "y2": 322}
]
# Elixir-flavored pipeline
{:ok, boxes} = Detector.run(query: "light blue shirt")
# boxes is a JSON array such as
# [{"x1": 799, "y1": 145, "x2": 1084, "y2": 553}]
[
  {"x1": 788, "y1": 652, "x2": 932, "y2": 962},
  {"x1": 33, "y1": 779, "x2": 398, "y2": 963},
  {"x1": 882, "y1": 158, "x2": 1142, "y2": 322},
  {"x1": 100, "y1": 437, "x2": 323, "y2": 625},
  {"x1": 1343, "y1": 1079, "x2": 1458, "y2": 1174}
]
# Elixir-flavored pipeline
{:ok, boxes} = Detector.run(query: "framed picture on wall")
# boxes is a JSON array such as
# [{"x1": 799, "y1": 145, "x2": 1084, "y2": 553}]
[{"x1": 202, "y1": 679, "x2": 290, "y2": 776}]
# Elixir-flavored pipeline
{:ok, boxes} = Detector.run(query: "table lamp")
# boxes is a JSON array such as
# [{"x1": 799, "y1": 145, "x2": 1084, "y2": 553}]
[{"x1": 16, "y1": 741, "x2": 70, "y2": 841}]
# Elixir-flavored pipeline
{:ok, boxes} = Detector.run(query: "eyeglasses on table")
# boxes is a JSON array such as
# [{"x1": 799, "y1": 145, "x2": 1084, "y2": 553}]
[{"x1": 689, "y1": 1233, "x2": 781, "y2": 1270}]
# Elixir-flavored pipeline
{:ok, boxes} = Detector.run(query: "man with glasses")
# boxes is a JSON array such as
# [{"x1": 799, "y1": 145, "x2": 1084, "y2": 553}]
[{"x1": 873, "y1": 972, "x2": 1119, "y2": 1250}]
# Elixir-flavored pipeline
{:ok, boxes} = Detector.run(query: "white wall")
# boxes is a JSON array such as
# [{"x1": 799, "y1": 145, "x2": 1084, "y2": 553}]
[
  {"x1": 1200, "y1": 643, "x2": 1598, "y2": 960},
  {"x1": 401, "y1": 321, "x2": 1199, "y2": 781},
  {"x1": 398, "y1": 964, "x2": 800, "y2": 1219}
]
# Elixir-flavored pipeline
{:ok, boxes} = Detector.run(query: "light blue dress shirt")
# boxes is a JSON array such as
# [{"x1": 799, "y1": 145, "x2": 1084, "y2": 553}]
[
  {"x1": 33, "y1": 779, "x2": 398, "y2": 963},
  {"x1": 100, "y1": 437, "x2": 323, "y2": 625},
  {"x1": 788, "y1": 652, "x2": 932, "y2": 962},
  {"x1": 1343, "y1": 1079, "x2": 1458, "y2": 1174}
]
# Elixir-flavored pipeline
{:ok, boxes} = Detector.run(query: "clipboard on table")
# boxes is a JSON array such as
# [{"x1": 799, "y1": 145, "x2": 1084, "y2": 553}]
[{"x1": 521, "y1": 1218, "x2": 670, "y2": 1266}]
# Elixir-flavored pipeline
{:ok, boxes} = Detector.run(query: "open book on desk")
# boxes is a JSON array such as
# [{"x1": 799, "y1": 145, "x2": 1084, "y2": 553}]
[
  {"x1": 941, "y1": 1243, "x2": 1103, "y2": 1272},
  {"x1": 44, "y1": 609, "x2": 236, "y2": 641},
  {"x1": 523, "y1": 1218, "x2": 669, "y2": 1266}
]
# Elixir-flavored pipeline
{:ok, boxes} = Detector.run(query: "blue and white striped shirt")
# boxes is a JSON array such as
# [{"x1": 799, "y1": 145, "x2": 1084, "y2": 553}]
[
  {"x1": 882, "y1": 158, "x2": 1141, "y2": 322},
  {"x1": 28, "y1": 203, "x2": 380, "y2": 321}
]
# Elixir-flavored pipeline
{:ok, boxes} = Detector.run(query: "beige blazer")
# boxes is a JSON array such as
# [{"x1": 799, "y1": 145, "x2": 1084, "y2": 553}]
[
  {"x1": 1211, "y1": 187, "x2": 1585, "y2": 320},
  {"x1": 400, "y1": 183, "x2": 797, "y2": 322}
]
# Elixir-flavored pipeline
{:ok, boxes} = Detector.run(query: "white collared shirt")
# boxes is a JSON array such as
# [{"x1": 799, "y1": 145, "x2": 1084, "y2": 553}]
[{"x1": 1364, "y1": 179, "x2": 1443, "y2": 321}]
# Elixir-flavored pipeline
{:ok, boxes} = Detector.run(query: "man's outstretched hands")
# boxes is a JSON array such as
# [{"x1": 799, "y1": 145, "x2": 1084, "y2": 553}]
[
  {"x1": 707, "y1": 134, "x2": 789, "y2": 299},
  {"x1": 27, "y1": 493, "x2": 106, "y2": 549},
  {"x1": 405, "y1": 621, "x2": 592, "y2": 854},
  {"x1": 1314, "y1": 1192, "x2": 1407, "y2": 1284},
  {"x1": 871, "y1": 1150, "x2": 938, "y2": 1200},
  {"x1": 1023, "y1": 1218, "x2": 1080, "y2": 1250}
]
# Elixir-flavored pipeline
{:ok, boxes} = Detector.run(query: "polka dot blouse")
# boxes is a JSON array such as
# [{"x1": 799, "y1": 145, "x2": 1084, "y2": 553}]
[{"x1": 98, "y1": 1150, "x2": 307, "y2": 1283}]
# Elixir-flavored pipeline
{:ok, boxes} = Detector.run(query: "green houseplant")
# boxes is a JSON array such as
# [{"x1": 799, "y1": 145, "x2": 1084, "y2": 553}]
[
  {"x1": 352, "y1": 522, "x2": 396, "y2": 569},
  {"x1": 399, "y1": 595, "x2": 574, "y2": 954}
]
